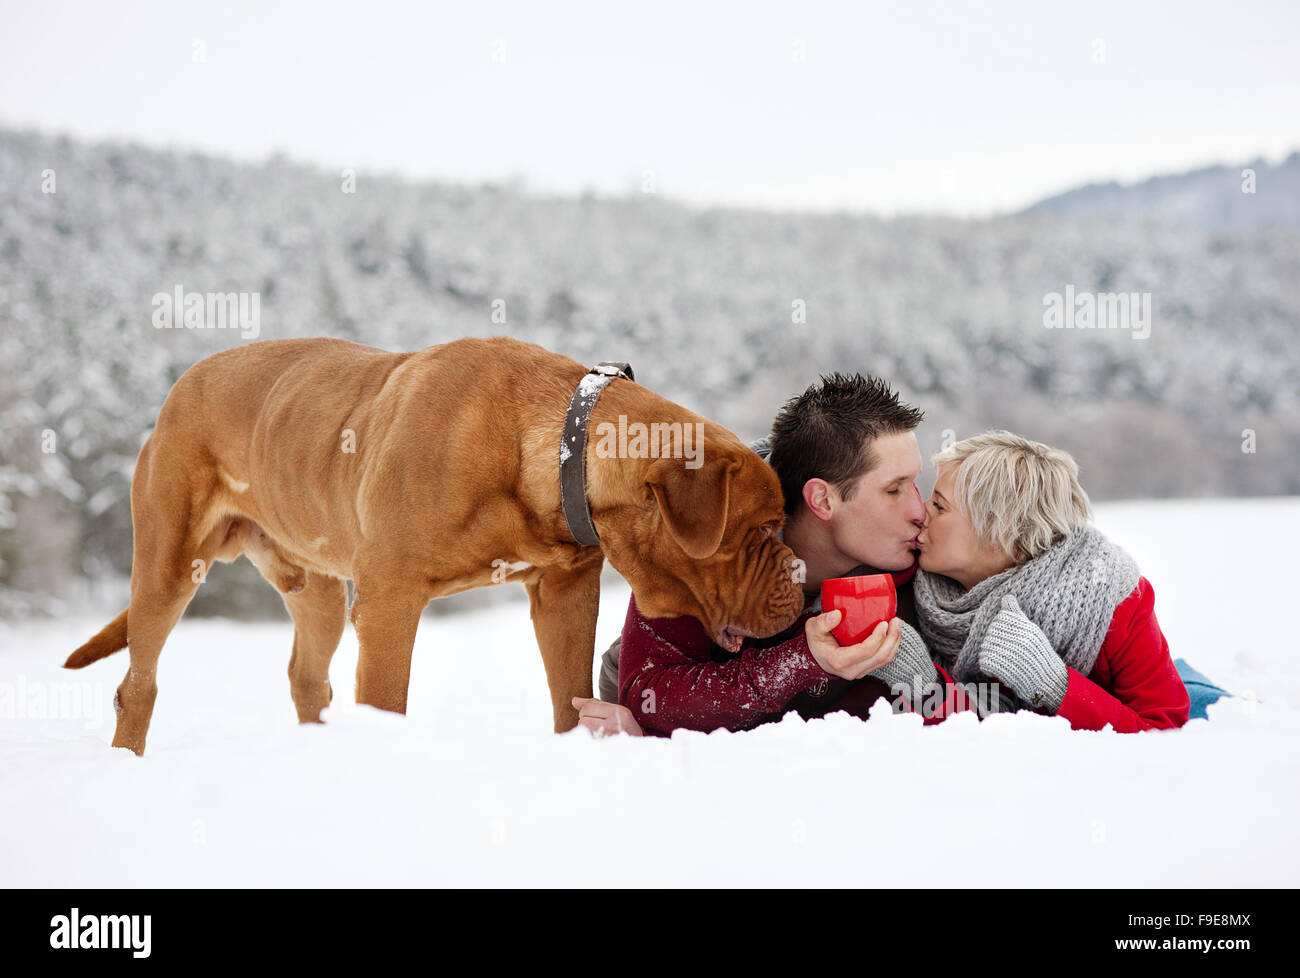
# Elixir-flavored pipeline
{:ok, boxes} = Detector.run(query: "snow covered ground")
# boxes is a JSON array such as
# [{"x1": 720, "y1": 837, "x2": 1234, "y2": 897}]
[{"x1": 2, "y1": 498, "x2": 1297, "y2": 887}]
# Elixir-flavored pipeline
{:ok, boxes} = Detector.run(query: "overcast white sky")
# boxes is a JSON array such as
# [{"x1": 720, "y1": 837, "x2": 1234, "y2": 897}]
[{"x1": 2, "y1": 0, "x2": 1297, "y2": 215}]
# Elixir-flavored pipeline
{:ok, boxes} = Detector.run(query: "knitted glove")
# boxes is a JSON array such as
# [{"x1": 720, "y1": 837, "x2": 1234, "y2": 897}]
[
  {"x1": 870, "y1": 620, "x2": 938, "y2": 709},
  {"x1": 979, "y1": 594, "x2": 1069, "y2": 712}
]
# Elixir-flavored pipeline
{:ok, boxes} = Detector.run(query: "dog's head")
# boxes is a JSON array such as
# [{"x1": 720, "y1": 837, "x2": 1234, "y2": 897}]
[{"x1": 593, "y1": 424, "x2": 805, "y2": 650}]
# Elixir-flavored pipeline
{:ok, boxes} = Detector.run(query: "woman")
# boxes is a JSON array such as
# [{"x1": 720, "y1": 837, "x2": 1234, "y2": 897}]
[{"x1": 908, "y1": 430, "x2": 1223, "y2": 732}]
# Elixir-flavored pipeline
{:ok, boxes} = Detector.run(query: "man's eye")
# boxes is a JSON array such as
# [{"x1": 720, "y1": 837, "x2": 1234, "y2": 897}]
[{"x1": 887, "y1": 489, "x2": 900, "y2": 495}]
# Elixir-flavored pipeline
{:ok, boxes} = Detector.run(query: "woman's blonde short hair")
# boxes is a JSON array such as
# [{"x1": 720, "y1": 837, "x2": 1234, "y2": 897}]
[{"x1": 932, "y1": 430, "x2": 1092, "y2": 564}]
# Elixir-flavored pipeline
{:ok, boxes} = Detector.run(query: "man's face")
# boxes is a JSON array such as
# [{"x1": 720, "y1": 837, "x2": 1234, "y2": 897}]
[{"x1": 826, "y1": 430, "x2": 925, "y2": 572}]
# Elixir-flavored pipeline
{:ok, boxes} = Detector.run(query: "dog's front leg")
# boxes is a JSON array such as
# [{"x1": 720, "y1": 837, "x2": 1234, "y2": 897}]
[
  {"x1": 525, "y1": 558, "x2": 604, "y2": 733},
  {"x1": 350, "y1": 579, "x2": 428, "y2": 715}
]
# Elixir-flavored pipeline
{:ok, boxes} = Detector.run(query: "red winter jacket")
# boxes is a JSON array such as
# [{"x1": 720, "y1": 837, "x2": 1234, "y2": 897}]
[
  {"x1": 915, "y1": 577, "x2": 1189, "y2": 732},
  {"x1": 615, "y1": 572, "x2": 915, "y2": 737},
  {"x1": 1052, "y1": 577, "x2": 1189, "y2": 731}
]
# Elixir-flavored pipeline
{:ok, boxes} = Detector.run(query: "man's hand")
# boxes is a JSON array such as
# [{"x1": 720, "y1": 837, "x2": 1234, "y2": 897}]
[
  {"x1": 572, "y1": 696, "x2": 645, "y2": 737},
  {"x1": 804, "y1": 609, "x2": 902, "y2": 680}
]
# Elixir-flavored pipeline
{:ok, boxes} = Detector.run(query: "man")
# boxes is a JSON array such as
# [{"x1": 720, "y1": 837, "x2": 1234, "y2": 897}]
[{"x1": 574, "y1": 372, "x2": 950, "y2": 737}]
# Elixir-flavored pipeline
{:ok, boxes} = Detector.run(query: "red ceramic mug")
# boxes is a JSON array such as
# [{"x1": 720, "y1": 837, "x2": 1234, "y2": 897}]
[{"x1": 820, "y1": 573, "x2": 897, "y2": 646}]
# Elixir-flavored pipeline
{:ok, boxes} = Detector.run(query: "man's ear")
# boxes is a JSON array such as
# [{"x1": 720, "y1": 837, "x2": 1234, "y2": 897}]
[
  {"x1": 645, "y1": 454, "x2": 740, "y2": 559},
  {"x1": 802, "y1": 477, "x2": 836, "y2": 522}
]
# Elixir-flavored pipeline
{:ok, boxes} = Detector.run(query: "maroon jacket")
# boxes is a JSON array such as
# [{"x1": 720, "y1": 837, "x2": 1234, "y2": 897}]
[{"x1": 616, "y1": 567, "x2": 916, "y2": 736}]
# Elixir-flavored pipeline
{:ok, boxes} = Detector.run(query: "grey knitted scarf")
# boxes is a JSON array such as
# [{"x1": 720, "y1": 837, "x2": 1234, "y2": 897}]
[{"x1": 912, "y1": 525, "x2": 1139, "y2": 685}]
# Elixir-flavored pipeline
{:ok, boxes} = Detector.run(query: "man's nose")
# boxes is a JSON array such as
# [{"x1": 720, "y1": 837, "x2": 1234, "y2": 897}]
[{"x1": 907, "y1": 483, "x2": 925, "y2": 523}]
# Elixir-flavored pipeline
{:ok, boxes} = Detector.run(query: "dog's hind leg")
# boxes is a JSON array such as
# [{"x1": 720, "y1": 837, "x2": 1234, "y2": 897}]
[
  {"x1": 525, "y1": 558, "x2": 603, "y2": 733},
  {"x1": 282, "y1": 573, "x2": 348, "y2": 723},
  {"x1": 111, "y1": 442, "x2": 226, "y2": 756}
]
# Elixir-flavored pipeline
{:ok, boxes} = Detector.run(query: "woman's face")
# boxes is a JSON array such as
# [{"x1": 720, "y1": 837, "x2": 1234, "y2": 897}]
[{"x1": 917, "y1": 463, "x2": 1016, "y2": 590}]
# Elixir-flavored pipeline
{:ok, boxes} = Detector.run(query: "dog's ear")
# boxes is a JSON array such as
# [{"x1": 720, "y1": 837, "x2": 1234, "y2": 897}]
[{"x1": 645, "y1": 453, "x2": 740, "y2": 559}]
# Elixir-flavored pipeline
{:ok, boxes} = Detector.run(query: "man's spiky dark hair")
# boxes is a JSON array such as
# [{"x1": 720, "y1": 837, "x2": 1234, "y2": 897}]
[{"x1": 768, "y1": 373, "x2": 924, "y2": 517}]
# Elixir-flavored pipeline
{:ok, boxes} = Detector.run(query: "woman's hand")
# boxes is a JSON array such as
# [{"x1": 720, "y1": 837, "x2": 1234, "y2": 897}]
[
  {"x1": 978, "y1": 594, "x2": 1069, "y2": 711},
  {"x1": 868, "y1": 620, "x2": 939, "y2": 706}
]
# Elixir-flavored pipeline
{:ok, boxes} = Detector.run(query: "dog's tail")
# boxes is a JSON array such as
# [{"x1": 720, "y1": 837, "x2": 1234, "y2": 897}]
[{"x1": 64, "y1": 608, "x2": 129, "y2": 668}]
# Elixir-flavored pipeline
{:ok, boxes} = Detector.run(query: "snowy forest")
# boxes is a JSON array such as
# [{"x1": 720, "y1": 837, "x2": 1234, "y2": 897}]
[{"x1": 2, "y1": 126, "x2": 1297, "y2": 616}]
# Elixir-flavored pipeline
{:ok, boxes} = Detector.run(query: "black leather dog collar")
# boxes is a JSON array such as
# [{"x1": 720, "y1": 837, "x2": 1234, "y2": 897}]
[{"x1": 561, "y1": 361, "x2": 634, "y2": 546}]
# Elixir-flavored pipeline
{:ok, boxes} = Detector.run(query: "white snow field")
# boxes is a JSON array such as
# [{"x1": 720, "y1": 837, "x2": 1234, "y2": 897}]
[{"x1": 2, "y1": 498, "x2": 1297, "y2": 888}]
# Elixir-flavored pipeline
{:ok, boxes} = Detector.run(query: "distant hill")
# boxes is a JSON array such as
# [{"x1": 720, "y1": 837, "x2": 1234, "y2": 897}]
[
  {"x1": 1022, "y1": 152, "x2": 1300, "y2": 232},
  {"x1": 2, "y1": 126, "x2": 1298, "y2": 615}
]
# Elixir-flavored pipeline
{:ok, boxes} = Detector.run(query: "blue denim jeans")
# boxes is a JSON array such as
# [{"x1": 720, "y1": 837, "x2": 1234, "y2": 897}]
[{"x1": 1175, "y1": 658, "x2": 1232, "y2": 720}]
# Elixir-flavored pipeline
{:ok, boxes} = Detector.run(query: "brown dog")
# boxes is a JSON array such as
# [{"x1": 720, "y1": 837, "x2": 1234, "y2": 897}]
[{"x1": 65, "y1": 337, "x2": 803, "y2": 754}]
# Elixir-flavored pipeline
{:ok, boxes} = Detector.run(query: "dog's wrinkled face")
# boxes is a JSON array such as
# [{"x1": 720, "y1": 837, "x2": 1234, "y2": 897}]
[{"x1": 597, "y1": 433, "x2": 805, "y2": 649}]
